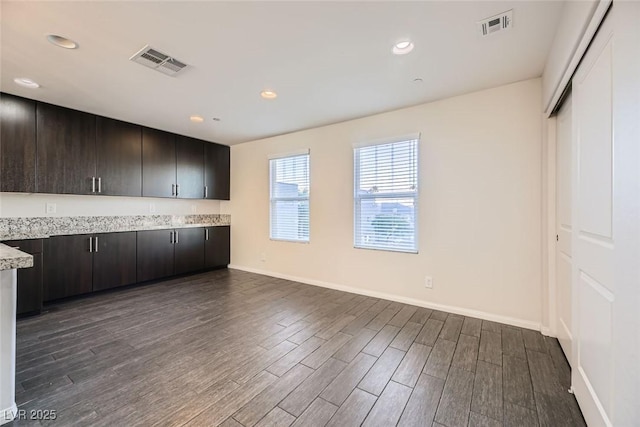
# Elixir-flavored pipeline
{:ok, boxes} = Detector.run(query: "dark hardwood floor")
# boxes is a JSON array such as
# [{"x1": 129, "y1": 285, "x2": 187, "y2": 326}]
[{"x1": 9, "y1": 269, "x2": 585, "y2": 427}]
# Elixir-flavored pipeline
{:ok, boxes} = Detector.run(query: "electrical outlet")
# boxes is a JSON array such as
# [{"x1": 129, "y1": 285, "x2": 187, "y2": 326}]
[
  {"x1": 425, "y1": 276, "x2": 433, "y2": 289},
  {"x1": 149, "y1": 203, "x2": 156, "y2": 213},
  {"x1": 46, "y1": 203, "x2": 56, "y2": 214},
  {"x1": 260, "y1": 252, "x2": 267, "y2": 262}
]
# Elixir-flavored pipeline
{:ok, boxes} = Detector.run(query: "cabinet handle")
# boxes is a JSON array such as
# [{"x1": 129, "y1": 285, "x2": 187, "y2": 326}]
[
  {"x1": 204, "y1": 186, "x2": 208, "y2": 198},
  {"x1": 94, "y1": 236, "x2": 99, "y2": 252},
  {"x1": 205, "y1": 229, "x2": 209, "y2": 241},
  {"x1": 89, "y1": 237, "x2": 93, "y2": 253},
  {"x1": 176, "y1": 184, "x2": 180, "y2": 197},
  {"x1": 91, "y1": 177, "x2": 96, "y2": 193},
  {"x1": 175, "y1": 230, "x2": 179, "y2": 244},
  {"x1": 97, "y1": 177, "x2": 102, "y2": 193},
  {"x1": 172, "y1": 184, "x2": 176, "y2": 196},
  {"x1": 170, "y1": 231, "x2": 174, "y2": 244}
]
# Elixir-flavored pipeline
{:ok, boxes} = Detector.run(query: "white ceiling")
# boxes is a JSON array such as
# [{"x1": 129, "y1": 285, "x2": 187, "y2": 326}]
[{"x1": 1, "y1": 1, "x2": 563, "y2": 145}]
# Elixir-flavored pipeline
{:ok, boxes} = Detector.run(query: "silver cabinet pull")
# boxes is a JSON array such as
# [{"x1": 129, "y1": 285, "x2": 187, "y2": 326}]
[
  {"x1": 176, "y1": 184, "x2": 180, "y2": 197},
  {"x1": 205, "y1": 228, "x2": 209, "y2": 241},
  {"x1": 97, "y1": 177, "x2": 102, "y2": 193},
  {"x1": 94, "y1": 236, "x2": 99, "y2": 252},
  {"x1": 170, "y1": 231, "x2": 174, "y2": 244},
  {"x1": 172, "y1": 184, "x2": 176, "y2": 196},
  {"x1": 89, "y1": 237, "x2": 93, "y2": 252},
  {"x1": 175, "y1": 230, "x2": 179, "y2": 244},
  {"x1": 204, "y1": 186, "x2": 208, "y2": 198},
  {"x1": 91, "y1": 177, "x2": 96, "y2": 193}
]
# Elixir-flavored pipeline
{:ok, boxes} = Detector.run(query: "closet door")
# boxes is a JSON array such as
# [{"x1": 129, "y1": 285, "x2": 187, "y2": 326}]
[{"x1": 555, "y1": 93, "x2": 573, "y2": 363}]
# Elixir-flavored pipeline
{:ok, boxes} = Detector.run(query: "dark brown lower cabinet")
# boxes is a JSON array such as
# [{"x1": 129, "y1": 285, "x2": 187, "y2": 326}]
[
  {"x1": 3, "y1": 239, "x2": 43, "y2": 316},
  {"x1": 174, "y1": 228, "x2": 205, "y2": 275},
  {"x1": 205, "y1": 226, "x2": 230, "y2": 269},
  {"x1": 137, "y1": 229, "x2": 176, "y2": 282},
  {"x1": 44, "y1": 232, "x2": 138, "y2": 301},
  {"x1": 138, "y1": 228, "x2": 205, "y2": 280},
  {"x1": 13, "y1": 226, "x2": 227, "y2": 310},
  {"x1": 44, "y1": 235, "x2": 93, "y2": 301},
  {"x1": 93, "y1": 232, "x2": 137, "y2": 291}
]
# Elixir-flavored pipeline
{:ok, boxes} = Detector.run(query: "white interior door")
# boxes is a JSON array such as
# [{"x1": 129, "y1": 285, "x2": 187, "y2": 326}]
[
  {"x1": 571, "y1": 12, "x2": 614, "y2": 427},
  {"x1": 555, "y1": 92, "x2": 573, "y2": 364}
]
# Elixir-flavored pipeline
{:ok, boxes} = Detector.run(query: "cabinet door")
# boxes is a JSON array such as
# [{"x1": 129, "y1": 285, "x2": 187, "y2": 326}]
[
  {"x1": 36, "y1": 102, "x2": 96, "y2": 194},
  {"x1": 96, "y1": 117, "x2": 142, "y2": 196},
  {"x1": 1, "y1": 94, "x2": 36, "y2": 192},
  {"x1": 204, "y1": 226, "x2": 230, "y2": 269},
  {"x1": 174, "y1": 227, "x2": 205, "y2": 274},
  {"x1": 93, "y1": 232, "x2": 137, "y2": 291},
  {"x1": 17, "y1": 253, "x2": 43, "y2": 315},
  {"x1": 137, "y1": 229, "x2": 175, "y2": 282},
  {"x1": 204, "y1": 143, "x2": 230, "y2": 200},
  {"x1": 142, "y1": 128, "x2": 176, "y2": 198},
  {"x1": 3, "y1": 239, "x2": 43, "y2": 315},
  {"x1": 176, "y1": 136, "x2": 204, "y2": 199},
  {"x1": 44, "y1": 235, "x2": 93, "y2": 301}
]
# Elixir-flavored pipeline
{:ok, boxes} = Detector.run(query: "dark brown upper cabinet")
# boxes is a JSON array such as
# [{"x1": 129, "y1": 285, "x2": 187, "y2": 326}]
[
  {"x1": 1, "y1": 93, "x2": 229, "y2": 200},
  {"x1": 36, "y1": 102, "x2": 96, "y2": 194},
  {"x1": 205, "y1": 142, "x2": 230, "y2": 200},
  {"x1": 96, "y1": 117, "x2": 142, "y2": 197},
  {"x1": 1, "y1": 93, "x2": 36, "y2": 192},
  {"x1": 176, "y1": 135, "x2": 204, "y2": 199},
  {"x1": 142, "y1": 128, "x2": 176, "y2": 198}
]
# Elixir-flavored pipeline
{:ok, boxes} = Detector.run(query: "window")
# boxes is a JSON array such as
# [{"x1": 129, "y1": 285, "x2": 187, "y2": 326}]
[
  {"x1": 270, "y1": 152, "x2": 310, "y2": 242},
  {"x1": 354, "y1": 136, "x2": 418, "y2": 253}
]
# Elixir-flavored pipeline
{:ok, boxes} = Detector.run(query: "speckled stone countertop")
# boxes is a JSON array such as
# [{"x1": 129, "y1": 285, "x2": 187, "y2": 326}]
[
  {"x1": 0, "y1": 244, "x2": 33, "y2": 270},
  {"x1": 0, "y1": 214, "x2": 230, "y2": 241}
]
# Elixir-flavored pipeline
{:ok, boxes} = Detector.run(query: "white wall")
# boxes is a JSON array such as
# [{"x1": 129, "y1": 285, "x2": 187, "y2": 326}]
[
  {"x1": 223, "y1": 78, "x2": 543, "y2": 328},
  {"x1": 0, "y1": 193, "x2": 220, "y2": 218}
]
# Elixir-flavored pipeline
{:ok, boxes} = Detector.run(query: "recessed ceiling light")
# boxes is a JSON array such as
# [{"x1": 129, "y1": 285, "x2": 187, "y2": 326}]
[
  {"x1": 392, "y1": 40, "x2": 414, "y2": 55},
  {"x1": 46, "y1": 34, "x2": 78, "y2": 49},
  {"x1": 190, "y1": 115, "x2": 204, "y2": 123},
  {"x1": 260, "y1": 90, "x2": 278, "y2": 100},
  {"x1": 13, "y1": 78, "x2": 40, "y2": 89}
]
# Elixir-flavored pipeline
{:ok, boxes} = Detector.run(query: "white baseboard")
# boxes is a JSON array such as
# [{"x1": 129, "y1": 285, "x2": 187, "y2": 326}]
[
  {"x1": 540, "y1": 326, "x2": 555, "y2": 337},
  {"x1": 0, "y1": 403, "x2": 17, "y2": 426},
  {"x1": 229, "y1": 264, "x2": 542, "y2": 332}
]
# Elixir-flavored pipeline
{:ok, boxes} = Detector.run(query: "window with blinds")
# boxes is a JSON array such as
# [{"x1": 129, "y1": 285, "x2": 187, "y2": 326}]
[
  {"x1": 354, "y1": 137, "x2": 418, "y2": 253},
  {"x1": 270, "y1": 153, "x2": 310, "y2": 242}
]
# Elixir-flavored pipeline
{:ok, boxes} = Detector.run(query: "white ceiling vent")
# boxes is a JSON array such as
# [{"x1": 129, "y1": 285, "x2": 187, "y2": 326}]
[
  {"x1": 477, "y1": 10, "x2": 513, "y2": 37},
  {"x1": 129, "y1": 45, "x2": 188, "y2": 76}
]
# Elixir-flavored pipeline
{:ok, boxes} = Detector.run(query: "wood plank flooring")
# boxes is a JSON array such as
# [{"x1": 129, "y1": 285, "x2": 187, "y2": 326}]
[{"x1": 9, "y1": 269, "x2": 585, "y2": 427}]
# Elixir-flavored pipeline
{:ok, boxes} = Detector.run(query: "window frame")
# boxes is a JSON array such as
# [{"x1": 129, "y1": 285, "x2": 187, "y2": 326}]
[
  {"x1": 353, "y1": 135, "x2": 419, "y2": 254},
  {"x1": 269, "y1": 150, "x2": 310, "y2": 243}
]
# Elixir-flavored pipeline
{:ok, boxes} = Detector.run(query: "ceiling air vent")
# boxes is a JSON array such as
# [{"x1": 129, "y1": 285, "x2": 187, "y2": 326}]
[
  {"x1": 477, "y1": 10, "x2": 513, "y2": 37},
  {"x1": 129, "y1": 45, "x2": 188, "y2": 77}
]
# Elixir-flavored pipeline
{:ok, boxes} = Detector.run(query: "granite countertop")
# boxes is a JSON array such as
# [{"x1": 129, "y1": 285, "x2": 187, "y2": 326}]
[
  {"x1": 0, "y1": 214, "x2": 230, "y2": 241},
  {"x1": 0, "y1": 243, "x2": 34, "y2": 271}
]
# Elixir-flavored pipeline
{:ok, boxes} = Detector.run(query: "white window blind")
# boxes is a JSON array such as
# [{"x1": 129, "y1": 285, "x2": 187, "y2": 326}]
[
  {"x1": 270, "y1": 153, "x2": 310, "y2": 242},
  {"x1": 354, "y1": 137, "x2": 418, "y2": 253}
]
